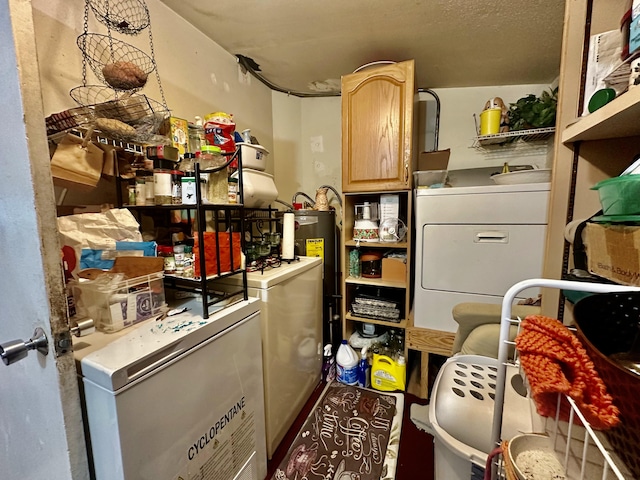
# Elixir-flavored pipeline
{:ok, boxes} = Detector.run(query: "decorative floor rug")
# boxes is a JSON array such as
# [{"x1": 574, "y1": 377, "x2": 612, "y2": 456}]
[{"x1": 271, "y1": 382, "x2": 404, "y2": 480}]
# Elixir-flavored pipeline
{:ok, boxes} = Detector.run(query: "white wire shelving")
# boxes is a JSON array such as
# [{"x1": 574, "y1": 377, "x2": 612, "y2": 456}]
[
  {"x1": 473, "y1": 127, "x2": 556, "y2": 147},
  {"x1": 490, "y1": 279, "x2": 639, "y2": 480}
]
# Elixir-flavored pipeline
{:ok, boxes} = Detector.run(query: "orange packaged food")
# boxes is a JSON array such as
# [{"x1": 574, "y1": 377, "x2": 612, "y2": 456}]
[{"x1": 193, "y1": 232, "x2": 241, "y2": 278}]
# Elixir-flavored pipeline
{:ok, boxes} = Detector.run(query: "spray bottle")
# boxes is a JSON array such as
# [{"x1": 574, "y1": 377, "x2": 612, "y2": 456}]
[
  {"x1": 322, "y1": 344, "x2": 336, "y2": 383},
  {"x1": 357, "y1": 346, "x2": 370, "y2": 388}
]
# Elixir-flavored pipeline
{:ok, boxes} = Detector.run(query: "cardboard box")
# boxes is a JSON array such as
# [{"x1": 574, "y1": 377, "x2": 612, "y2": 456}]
[
  {"x1": 382, "y1": 257, "x2": 406, "y2": 282},
  {"x1": 160, "y1": 116, "x2": 189, "y2": 156},
  {"x1": 586, "y1": 222, "x2": 640, "y2": 286},
  {"x1": 418, "y1": 149, "x2": 450, "y2": 171}
]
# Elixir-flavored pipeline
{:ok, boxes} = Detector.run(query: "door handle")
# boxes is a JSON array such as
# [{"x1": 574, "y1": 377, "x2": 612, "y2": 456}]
[
  {"x1": 474, "y1": 231, "x2": 509, "y2": 243},
  {"x1": 0, "y1": 328, "x2": 49, "y2": 366}
]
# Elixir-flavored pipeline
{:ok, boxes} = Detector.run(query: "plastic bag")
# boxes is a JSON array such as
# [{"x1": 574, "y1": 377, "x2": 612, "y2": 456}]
[{"x1": 203, "y1": 111, "x2": 236, "y2": 154}]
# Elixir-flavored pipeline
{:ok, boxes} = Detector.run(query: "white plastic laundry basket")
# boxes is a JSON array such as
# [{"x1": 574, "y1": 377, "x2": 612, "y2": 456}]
[{"x1": 428, "y1": 354, "x2": 543, "y2": 480}]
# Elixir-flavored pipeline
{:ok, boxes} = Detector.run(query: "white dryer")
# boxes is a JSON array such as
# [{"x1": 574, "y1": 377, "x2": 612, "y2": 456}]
[{"x1": 413, "y1": 179, "x2": 550, "y2": 332}]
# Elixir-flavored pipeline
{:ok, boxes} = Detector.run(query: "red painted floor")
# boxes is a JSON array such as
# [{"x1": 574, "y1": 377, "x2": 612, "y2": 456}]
[{"x1": 265, "y1": 382, "x2": 435, "y2": 480}]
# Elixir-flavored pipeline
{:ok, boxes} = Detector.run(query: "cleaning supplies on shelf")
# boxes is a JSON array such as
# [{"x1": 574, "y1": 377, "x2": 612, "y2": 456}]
[
  {"x1": 357, "y1": 346, "x2": 371, "y2": 388},
  {"x1": 322, "y1": 344, "x2": 336, "y2": 383},
  {"x1": 336, "y1": 340, "x2": 359, "y2": 385},
  {"x1": 371, "y1": 352, "x2": 406, "y2": 392}
]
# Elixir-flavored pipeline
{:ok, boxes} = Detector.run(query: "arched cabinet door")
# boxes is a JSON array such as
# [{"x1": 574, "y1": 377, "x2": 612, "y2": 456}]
[{"x1": 341, "y1": 60, "x2": 417, "y2": 193}]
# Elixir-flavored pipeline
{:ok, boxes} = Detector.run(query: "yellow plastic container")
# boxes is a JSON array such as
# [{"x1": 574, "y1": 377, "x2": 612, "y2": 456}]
[
  {"x1": 371, "y1": 353, "x2": 406, "y2": 392},
  {"x1": 479, "y1": 108, "x2": 501, "y2": 135}
]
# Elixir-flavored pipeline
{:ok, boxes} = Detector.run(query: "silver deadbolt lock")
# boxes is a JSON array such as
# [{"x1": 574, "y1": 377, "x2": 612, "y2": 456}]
[{"x1": 0, "y1": 327, "x2": 49, "y2": 366}]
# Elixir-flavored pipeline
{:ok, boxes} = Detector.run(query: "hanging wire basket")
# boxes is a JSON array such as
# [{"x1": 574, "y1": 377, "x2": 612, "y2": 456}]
[
  {"x1": 45, "y1": 106, "x2": 95, "y2": 136},
  {"x1": 87, "y1": 0, "x2": 150, "y2": 35},
  {"x1": 70, "y1": 84, "x2": 121, "y2": 106},
  {"x1": 68, "y1": 85, "x2": 170, "y2": 141},
  {"x1": 77, "y1": 33, "x2": 155, "y2": 91}
]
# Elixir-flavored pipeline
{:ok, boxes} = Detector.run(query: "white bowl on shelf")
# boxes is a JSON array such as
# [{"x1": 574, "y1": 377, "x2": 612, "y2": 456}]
[{"x1": 491, "y1": 168, "x2": 552, "y2": 185}]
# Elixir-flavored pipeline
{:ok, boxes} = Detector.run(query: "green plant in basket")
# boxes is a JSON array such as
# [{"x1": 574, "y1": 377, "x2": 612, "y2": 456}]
[{"x1": 508, "y1": 87, "x2": 558, "y2": 130}]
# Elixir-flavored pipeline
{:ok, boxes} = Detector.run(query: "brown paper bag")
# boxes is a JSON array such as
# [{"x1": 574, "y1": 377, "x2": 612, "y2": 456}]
[
  {"x1": 50, "y1": 129, "x2": 104, "y2": 188},
  {"x1": 96, "y1": 141, "x2": 117, "y2": 177}
]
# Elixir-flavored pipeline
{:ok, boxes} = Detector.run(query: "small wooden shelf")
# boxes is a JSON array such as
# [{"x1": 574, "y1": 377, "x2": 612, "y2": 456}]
[
  {"x1": 345, "y1": 276, "x2": 406, "y2": 289},
  {"x1": 562, "y1": 86, "x2": 640, "y2": 143},
  {"x1": 344, "y1": 240, "x2": 408, "y2": 249},
  {"x1": 345, "y1": 312, "x2": 408, "y2": 329}
]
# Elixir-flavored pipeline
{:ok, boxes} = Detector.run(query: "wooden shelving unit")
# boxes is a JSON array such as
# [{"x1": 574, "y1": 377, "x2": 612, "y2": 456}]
[
  {"x1": 562, "y1": 86, "x2": 640, "y2": 143},
  {"x1": 541, "y1": 0, "x2": 640, "y2": 320},
  {"x1": 340, "y1": 191, "x2": 413, "y2": 346}
]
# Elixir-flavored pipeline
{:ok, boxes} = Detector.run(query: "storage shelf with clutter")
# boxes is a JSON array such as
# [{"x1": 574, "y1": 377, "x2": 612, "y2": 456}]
[
  {"x1": 342, "y1": 190, "x2": 412, "y2": 374},
  {"x1": 473, "y1": 90, "x2": 557, "y2": 150}
]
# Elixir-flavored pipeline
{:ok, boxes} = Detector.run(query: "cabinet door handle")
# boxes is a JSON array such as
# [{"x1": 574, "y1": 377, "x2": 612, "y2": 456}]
[
  {"x1": 404, "y1": 164, "x2": 409, "y2": 183},
  {"x1": 474, "y1": 231, "x2": 508, "y2": 243}
]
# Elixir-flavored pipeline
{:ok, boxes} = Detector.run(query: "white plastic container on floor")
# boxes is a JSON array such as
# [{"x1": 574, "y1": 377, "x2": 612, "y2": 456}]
[
  {"x1": 336, "y1": 340, "x2": 359, "y2": 385},
  {"x1": 428, "y1": 354, "x2": 544, "y2": 480}
]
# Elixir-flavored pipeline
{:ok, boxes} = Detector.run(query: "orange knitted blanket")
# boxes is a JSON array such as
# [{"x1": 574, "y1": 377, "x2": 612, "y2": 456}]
[{"x1": 515, "y1": 315, "x2": 619, "y2": 430}]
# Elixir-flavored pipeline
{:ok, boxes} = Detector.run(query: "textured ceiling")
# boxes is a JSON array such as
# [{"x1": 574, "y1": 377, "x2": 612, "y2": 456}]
[{"x1": 160, "y1": 0, "x2": 566, "y2": 95}]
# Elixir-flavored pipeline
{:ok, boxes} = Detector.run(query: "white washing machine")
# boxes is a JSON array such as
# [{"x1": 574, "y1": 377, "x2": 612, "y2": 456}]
[{"x1": 413, "y1": 174, "x2": 550, "y2": 332}]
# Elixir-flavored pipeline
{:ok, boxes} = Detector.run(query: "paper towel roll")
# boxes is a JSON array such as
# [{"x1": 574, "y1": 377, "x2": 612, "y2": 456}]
[{"x1": 282, "y1": 212, "x2": 295, "y2": 260}]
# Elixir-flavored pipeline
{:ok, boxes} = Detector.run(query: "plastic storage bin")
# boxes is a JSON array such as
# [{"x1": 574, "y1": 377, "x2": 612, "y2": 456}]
[
  {"x1": 231, "y1": 169, "x2": 278, "y2": 208},
  {"x1": 237, "y1": 142, "x2": 269, "y2": 171},
  {"x1": 72, "y1": 272, "x2": 166, "y2": 333},
  {"x1": 591, "y1": 175, "x2": 640, "y2": 216},
  {"x1": 413, "y1": 170, "x2": 448, "y2": 189}
]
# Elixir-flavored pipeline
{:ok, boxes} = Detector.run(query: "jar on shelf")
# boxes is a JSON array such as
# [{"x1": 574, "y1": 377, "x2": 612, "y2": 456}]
[
  {"x1": 140, "y1": 171, "x2": 154, "y2": 205},
  {"x1": 171, "y1": 170, "x2": 183, "y2": 204},
  {"x1": 179, "y1": 152, "x2": 195, "y2": 174},
  {"x1": 182, "y1": 245, "x2": 194, "y2": 278},
  {"x1": 154, "y1": 168, "x2": 172, "y2": 205},
  {"x1": 349, "y1": 247, "x2": 361, "y2": 278},
  {"x1": 200, "y1": 145, "x2": 228, "y2": 204},
  {"x1": 361, "y1": 251, "x2": 382, "y2": 278},
  {"x1": 228, "y1": 177, "x2": 238, "y2": 204},
  {"x1": 173, "y1": 243, "x2": 185, "y2": 275},
  {"x1": 127, "y1": 181, "x2": 136, "y2": 205},
  {"x1": 135, "y1": 175, "x2": 146, "y2": 206},
  {"x1": 158, "y1": 245, "x2": 176, "y2": 274}
]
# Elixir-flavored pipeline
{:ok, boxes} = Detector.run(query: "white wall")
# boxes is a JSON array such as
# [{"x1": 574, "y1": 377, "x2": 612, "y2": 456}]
[
  {"x1": 272, "y1": 92, "x2": 302, "y2": 207},
  {"x1": 272, "y1": 93, "x2": 342, "y2": 210},
  {"x1": 423, "y1": 85, "x2": 554, "y2": 171}
]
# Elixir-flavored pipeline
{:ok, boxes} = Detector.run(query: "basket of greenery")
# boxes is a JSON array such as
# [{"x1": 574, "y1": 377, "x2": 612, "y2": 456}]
[{"x1": 508, "y1": 87, "x2": 558, "y2": 130}]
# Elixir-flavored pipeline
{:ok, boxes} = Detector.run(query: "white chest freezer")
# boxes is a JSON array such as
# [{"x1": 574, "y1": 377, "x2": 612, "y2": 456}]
[
  {"x1": 414, "y1": 181, "x2": 550, "y2": 332},
  {"x1": 74, "y1": 298, "x2": 267, "y2": 480},
  {"x1": 217, "y1": 256, "x2": 323, "y2": 459}
]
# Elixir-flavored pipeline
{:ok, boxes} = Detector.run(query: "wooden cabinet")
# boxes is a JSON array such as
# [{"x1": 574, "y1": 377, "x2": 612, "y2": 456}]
[
  {"x1": 542, "y1": 0, "x2": 640, "y2": 318},
  {"x1": 341, "y1": 60, "x2": 417, "y2": 192}
]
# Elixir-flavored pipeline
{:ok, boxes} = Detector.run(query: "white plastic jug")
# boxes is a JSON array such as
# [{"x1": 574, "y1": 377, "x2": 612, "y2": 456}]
[{"x1": 336, "y1": 340, "x2": 359, "y2": 385}]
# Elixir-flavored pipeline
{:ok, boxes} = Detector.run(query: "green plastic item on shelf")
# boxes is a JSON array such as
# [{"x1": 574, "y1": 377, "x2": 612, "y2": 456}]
[{"x1": 587, "y1": 88, "x2": 616, "y2": 113}]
